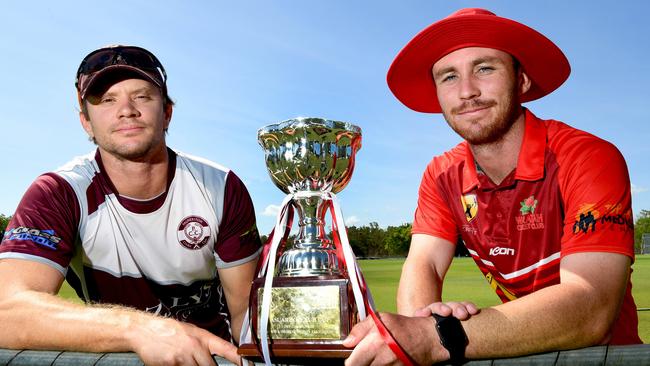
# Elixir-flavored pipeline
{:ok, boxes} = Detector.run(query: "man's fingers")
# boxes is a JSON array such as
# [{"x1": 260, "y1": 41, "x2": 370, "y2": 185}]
[
  {"x1": 425, "y1": 302, "x2": 453, "y2": 317},
  {"x1": 462, "y1": 301, "x2": 480, "y2": 315},
  {"x1": 446, "y1": 302, "x2": 469, "y2": 319},
  {"x1": 206, "y1": 335, "x2": 239, "y2": 365},
  {"x1": 417, "y1": 301, "x2": 479, "y2": 320},
  {"x1": 343, "y1": 316, "x2": 375, "y2": 347},
  {"x1": 193, "y1": 351, "x2": 218, "y2": 366},
  {"x1": 344, "y1": 329, "x2": 384, "y2": 366},
  {"x1": 413, "y1": 307, "x2": 432, "y2": 317}
]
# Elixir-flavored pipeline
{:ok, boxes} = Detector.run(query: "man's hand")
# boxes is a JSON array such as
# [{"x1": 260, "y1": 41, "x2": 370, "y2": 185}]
[
  {"x1": 128, "y1": 316, "x2": 240, "y2": 366},
  {"x1": 414, "y1": 301, "x2": 479, "y2": 320},
  {"x1": 343, "y1": 313, "x2": 447, "y2": 366}
]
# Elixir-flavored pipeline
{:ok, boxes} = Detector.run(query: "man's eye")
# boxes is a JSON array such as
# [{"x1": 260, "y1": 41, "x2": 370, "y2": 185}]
[
  {"x1": 100, "y1": 97, "x2": 115, "y2": 103},
  {"x1": 477, "y1": 66, "x2": 494, "y2": 73},
  {"x1": 441, "y1": 74, "x2": 457, "y2": 83},
  {"x1": 135, "y1": 95, "x2": 151, "y2": 100}
]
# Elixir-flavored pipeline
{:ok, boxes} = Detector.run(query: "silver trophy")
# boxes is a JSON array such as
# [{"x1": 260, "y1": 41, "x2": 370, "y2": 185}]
[
  {"x1": 258, "y1": 117, "x2": 362, "y2": 277},
  {"x1": 240, "y1": 117, "x2": 363, "y2": 360}
]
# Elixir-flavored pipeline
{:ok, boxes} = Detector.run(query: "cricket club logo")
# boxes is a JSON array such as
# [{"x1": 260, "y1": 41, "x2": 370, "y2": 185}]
[
  {"x1": 516, "y1": 195, "x2": 544, "y2": 231},
  {"x1": 460, "y1": 194, "x2": 478, "y2": 222},
  {"x1": 177, "y1": 216, "x2": 211, "y2": 250},
  {"x1": 519, "y1": 195, "x2": 538, "y2": 215}
]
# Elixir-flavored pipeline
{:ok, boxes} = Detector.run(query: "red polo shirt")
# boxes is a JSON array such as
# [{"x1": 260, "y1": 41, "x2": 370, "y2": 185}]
[{"x1": 413, "y1": 109, "x2": 640, "y2": 344}]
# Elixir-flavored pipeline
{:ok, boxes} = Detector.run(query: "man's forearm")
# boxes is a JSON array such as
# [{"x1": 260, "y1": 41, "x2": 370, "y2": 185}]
[
  {"x1": 397, "y1": 257, "x2": 443, "y2": 315},
  {"x1": 0, "y1": 290, "x2": 143, "y2": 352},
  {"x1": 461, "y1": 282, "x2": 619, "y2": 359}
]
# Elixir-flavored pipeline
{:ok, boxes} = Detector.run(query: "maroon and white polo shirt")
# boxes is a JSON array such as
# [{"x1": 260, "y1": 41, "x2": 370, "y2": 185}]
[{"x1": 0, "y1": 148, "x2": 262, "y2": 341}]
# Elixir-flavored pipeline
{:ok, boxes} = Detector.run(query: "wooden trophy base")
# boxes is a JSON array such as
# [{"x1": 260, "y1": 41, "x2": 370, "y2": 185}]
[
  {"x1": 238, "y1": 343, "x2": 351, "y2": 364},
  {"x1": 238, "y1": 276, "x2": 356, "y2": 364}
]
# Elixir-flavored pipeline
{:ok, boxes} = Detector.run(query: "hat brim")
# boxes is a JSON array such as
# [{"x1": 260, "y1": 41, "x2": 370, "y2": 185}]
[
  {"x1": 387, "y1": 13, "x2": 571, "y2": 113},
  {"x1": 79, "y1": 64, "x2": 165, "y2": 99}
]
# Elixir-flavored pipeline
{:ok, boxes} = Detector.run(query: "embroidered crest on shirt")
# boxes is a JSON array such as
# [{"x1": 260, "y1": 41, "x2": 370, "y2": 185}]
[
  {"x1": 177, "y1": 216, "x2": 211, "y2": 250},
  {"x1": 516, "y1": 195, "x2": 544, "y2": 231},
  {"x1": 460, "y1": 194, "x2": 478, "y2": 222},
  {"x1": 519, "y1": 195, "x2": 538, "y2": 215}
]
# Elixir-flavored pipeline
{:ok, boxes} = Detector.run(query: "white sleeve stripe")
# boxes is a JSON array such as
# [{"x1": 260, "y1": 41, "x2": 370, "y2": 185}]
[
  {"x1": 215, "y1": 247, "x2": 262, "y2": 269},
  {"x1": 0, "y1": 253, "x2": 67, "y2": 276},
  {"x1": 467, "y1": 248, "x2": 561, "y2": 280}
]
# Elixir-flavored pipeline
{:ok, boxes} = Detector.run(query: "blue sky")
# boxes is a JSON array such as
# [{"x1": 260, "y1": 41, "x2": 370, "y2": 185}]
[{"x1": 0, "y1": 1, "x2": 648, "y2": 234}]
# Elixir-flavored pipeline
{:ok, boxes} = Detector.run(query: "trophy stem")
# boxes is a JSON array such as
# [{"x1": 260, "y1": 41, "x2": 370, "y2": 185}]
[
  {"x1": 293, "y1": 193, "x2": 331, "y2": 249},
  {"x1": 276, "y1": 193, "x2": 340, "y2": 277}
]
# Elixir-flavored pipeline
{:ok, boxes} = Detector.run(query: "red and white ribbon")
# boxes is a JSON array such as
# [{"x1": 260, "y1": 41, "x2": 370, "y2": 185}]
[{"x1": 245, "y1": 191, "x2": 413, "y2": 366}]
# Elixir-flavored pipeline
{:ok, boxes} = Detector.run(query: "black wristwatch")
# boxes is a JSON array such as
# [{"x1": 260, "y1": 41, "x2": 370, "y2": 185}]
[{"x1": 432, "y1": 313, "x2": 468, "y2": 365}]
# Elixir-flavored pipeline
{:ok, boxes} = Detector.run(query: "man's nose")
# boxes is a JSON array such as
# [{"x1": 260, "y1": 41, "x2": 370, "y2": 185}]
[
  {"x1": 458, "y1": 75, "x2": 481, "y2": 100},
  {"x1": 117, "y1": 99, "x2": 140, "y2": 118}
]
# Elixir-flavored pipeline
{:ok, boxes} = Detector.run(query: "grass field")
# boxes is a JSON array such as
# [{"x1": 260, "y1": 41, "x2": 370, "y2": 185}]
[{"x1": 58, "y1": 255, "x2": 650, "y2": 343}]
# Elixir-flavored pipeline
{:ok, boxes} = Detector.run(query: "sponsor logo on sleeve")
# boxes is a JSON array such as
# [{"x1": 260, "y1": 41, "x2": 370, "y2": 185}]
[
  {"x1": 573, "y1": 204, "x2": 599, "y2": 234},
  {"x1": 460, "y1": 194, "x2": 478, "y2": 222},
  {"x1": 177, "y1": 216, "x2": 211, "y2": 250},
  {"x1": 571, "y1": 203, "x2": 632, "y2": 235},
  {"x1": 600, "y1": 204, "x2": 634, "y2": 232},
  {"x1": 4, "y1": 227, "x2": 61, "y2": 250}
]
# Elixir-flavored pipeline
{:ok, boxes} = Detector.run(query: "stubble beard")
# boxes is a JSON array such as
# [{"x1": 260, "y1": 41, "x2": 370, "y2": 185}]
[
  {"x1": 97, "y1": 131, "x2": 166, "y2": 162},
  {"x1": 443, "y1": 92, "x2": 521, "y2": 147}
]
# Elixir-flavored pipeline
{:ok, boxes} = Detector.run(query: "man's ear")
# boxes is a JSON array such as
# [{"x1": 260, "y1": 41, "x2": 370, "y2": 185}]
[
  {"x1": 518, "y1": 70, "x2": 532, "y2": 96},
  {"x1": 164, "y1": 103, "x2": 173, "y2": 129},
  {"x1": 79, "y1": 110, "x2": 94, "y2": 139}
]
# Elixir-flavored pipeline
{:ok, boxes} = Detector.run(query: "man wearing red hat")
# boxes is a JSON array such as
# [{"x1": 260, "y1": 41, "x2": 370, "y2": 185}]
[
  {"x1": 344, "y1": 8, "x2": 640, "y2": 365},
  {"x1": 0, "y1": 45, "x2": 261, "y2": 365}
]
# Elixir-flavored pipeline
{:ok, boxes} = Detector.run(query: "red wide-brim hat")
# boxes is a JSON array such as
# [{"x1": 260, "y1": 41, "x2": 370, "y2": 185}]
[{"x1": 387, "y1": 8, "x2": 571, "y2": 113}]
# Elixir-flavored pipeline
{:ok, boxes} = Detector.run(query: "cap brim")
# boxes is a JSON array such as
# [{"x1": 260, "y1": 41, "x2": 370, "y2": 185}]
[
  {"x1": 79, "y1": 64, "x2": 164, "y2": 99},
  {"x1": 387, "y1": 13, "x2": 571, "y2": 113}
]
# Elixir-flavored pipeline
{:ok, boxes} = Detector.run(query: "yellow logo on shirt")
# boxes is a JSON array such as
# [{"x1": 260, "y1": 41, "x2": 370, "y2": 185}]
[
  {"x1": 460, "y1": 194, "x2": 478, "y2": 222},
  {"x1": 485, "y1": 272, "x2": 517, "y2": 301}
]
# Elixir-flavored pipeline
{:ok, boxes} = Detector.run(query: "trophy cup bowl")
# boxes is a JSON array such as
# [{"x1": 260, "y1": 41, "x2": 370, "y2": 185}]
[
  {"x1": 258, "y1": 117, "x2": 361, "y2": 195},
  {"x1": 240, "y1": 117, "x2": 363, "y2": 361}
]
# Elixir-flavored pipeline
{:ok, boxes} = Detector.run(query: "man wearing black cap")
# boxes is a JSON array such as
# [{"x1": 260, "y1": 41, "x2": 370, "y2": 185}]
[
  {"x1": 0, "y1": 45, "x2": 261, "y2": 365},
  {"x1": 344, "y1": 8, "x2": 640, "y2": 365}
]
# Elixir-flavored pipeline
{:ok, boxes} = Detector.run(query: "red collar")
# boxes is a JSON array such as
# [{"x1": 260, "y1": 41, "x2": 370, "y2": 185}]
[{"x1": 461, "y1": 109, "x2": 547, "y2": 193}]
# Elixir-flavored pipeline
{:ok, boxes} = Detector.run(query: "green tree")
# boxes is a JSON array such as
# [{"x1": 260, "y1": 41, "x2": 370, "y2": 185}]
[
  {"x1": 384, "y1": 223, "x2": 412, "y2": 256},
  {"x1": 365, "y1": 222, "x2": 387, "y2": 257},
  {"x1": 635, "y1": 210, "x2": 650, "y2": 253},
  {"x1": 346, "y1": 225, "x2": 368, "y2": 257},
  {"x1": 343, "y1": 222, "x2": 388, "y2": 258},
  {"x1": 0, "y1": 214, "x2": 11, "y2": 241}
]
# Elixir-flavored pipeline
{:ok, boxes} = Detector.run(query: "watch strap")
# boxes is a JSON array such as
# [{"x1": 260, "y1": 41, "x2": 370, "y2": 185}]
[{"x1": 432, "y1": 313, "x2": 468, "y2": 365}]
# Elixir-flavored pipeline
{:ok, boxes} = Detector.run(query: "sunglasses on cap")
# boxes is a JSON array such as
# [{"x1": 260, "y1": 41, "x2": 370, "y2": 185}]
[{"x1": 75, "y1": 45, "x2": 167, "y2": 98}]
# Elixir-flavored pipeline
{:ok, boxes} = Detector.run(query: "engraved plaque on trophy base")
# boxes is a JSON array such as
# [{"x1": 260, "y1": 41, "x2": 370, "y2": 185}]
[{"x1": 238, "y1": 276, "x2": 355, "y2": 361}]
